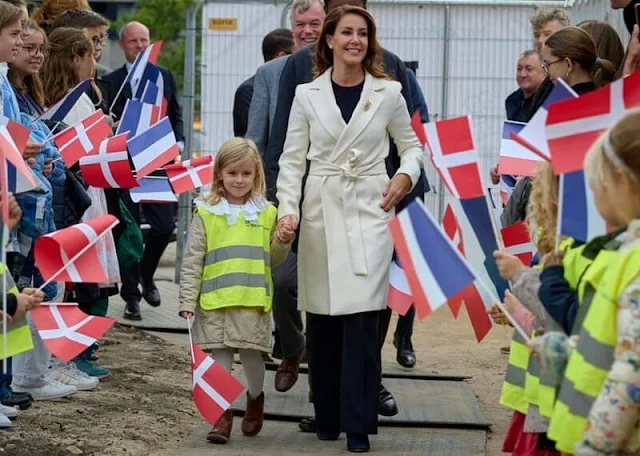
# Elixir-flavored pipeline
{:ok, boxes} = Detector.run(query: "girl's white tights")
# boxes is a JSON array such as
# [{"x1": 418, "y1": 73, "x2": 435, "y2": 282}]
[{"x1": 210, "y1": 348, "x2": 265, "y2": 399}]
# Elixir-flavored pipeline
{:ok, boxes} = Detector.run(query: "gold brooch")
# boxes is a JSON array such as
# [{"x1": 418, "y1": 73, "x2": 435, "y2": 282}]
[{"x1": 364, "y1": 100, "x2": 371, "y2": 112}]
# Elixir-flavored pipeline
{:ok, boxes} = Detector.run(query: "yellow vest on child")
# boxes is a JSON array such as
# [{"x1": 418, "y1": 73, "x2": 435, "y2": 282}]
[
  {"x1": 197, "y1": 202, "x2": 278, "y2": 313},
  {"x1": 0, "y1": 263, "x2": 33, "y2": 359}
]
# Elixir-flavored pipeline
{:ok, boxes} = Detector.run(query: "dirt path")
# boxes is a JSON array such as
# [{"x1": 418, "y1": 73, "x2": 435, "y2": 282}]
[{"x1": 0, "y1": 306, "x2": 512, "y2": 455}]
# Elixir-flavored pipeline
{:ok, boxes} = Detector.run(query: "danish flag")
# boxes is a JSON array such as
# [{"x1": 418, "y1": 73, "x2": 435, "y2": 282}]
[
  {"x1": 164, "y1": 156, "x2": 214, "y2": 194},
  {"x1": 410, "y1": 111, "x2": 427, "y2": 146},
  {"x1": 30, "y1": 304, "x2": 115, "y2": 362},
  {"x1": 424, "y1": 116, "x2": 484, "y2": 199},
  {"x1": 546, "y1": 70, "x2": 640, "y2": 175},
  {"x1": 79, "y1": 133, "x2": 138, "y2": 189},
  {"x1": 501, "y1": 222, "x2": 536, "y2": 266},
  {"x1": 53, "y1": 110, "x2": 112, "y2": 167},
  {"x1": 442, "y1": 203, "x2": 493, "y2": 342},
  {"x1": 191, "y1": 344, "x2": 244, "y2": 426},
  {"x1": 34, "y1": 215, "x2": 119, "y2": 284}
]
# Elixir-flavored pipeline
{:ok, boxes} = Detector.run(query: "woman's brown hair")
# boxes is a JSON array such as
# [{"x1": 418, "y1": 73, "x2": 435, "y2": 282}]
[
  {"x1": 544, "y1": 26, "x2": 617, "y2": 88},
  {"x1": 314, "y1": 5, "x2": 386, "y2": 79},
  {"x1": 9, "y1": 21, "x2": 47, "y2": 108},
  {"x1": 577, "y1": 20, "x2": 625, "y2": 73},
  {"x1": 40, "y1": 27, "x2": 93, "y2": 107},
  {"x1": 0, "y1": 2, "x2": 24, "y2": 33}
]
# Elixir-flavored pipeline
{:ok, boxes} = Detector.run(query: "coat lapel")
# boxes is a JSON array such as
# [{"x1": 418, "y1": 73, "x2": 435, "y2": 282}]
[
  {"x1": 307, "y1": 70, "x2": 345, "y2": 143},
  {"x1": 333, "y1": 73, "x2": 384, "y2": 161}
]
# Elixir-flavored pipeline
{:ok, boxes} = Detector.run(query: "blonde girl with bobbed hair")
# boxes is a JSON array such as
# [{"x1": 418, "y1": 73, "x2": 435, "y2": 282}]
[{"x1": 178, "y1": 137, "x2": 293, "y2": 444}]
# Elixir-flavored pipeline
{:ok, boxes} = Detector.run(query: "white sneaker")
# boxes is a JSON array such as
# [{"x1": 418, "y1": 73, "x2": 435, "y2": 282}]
[
  {"x1": 0, "y1": 412, "x2": 11, "y2": 429},
  {"x1": 13, "y1": 380, "x2": 78, "y2": 400},
  {"x1": 0, "y1": 404, "x2": 18, "y2": 420},
  {"x1": 48, "y1": 364, "x2": 99, "y2": 391}
]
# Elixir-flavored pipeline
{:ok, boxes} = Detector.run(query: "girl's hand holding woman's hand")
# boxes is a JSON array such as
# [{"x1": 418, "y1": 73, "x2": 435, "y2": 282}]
[
  {"x1": 493, "y1": 251, "x2": 526, "y2": 281},
  {"x1": 276, "y1": 215, "x2": 298, "y2": 245},
  {"x1": 381, "y1": 173, "x2": 411, "y2": 212},
  {"x1": 179, "y1": 311, "x2": 194, "y2": 319}
]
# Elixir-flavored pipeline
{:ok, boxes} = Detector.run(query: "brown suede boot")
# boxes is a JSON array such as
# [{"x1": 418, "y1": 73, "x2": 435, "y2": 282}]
[
  {"x1": 241, "y1": 392, "x2": 264, "y2": 436},
  {"x1": 207, "y1": 409, "x2": 233, "y2": 444}
]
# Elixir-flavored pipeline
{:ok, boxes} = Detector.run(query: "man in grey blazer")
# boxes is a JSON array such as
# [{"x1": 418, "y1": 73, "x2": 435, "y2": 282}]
[{"x1": 245, "y1": 0, "x2": 325, "y2": 395}]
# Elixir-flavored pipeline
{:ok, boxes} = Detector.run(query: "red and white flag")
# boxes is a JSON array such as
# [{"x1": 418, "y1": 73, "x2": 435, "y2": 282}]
[
  {"x1": 424, "y1": 116, "x2": 484, "y2": 199},
  {"x1": 53, "y1": 110, "x2": 112, "y2": 167},
  {"x1": 410, "y1": 111, "x2": 427, "y2": 147},
  {"x1": 546, "y1": 70, "x2": 640, "y2": 175},
  {"x1": 164, "y1": 156, "x2": 214, "y2": 194},
  {"x1": 30, "y1": 304, "x2": 115, "y2": 362},
  {"x1": 441, "y1": 203, "x2": 493, "y2": 342},
  {"x1": 79, "y1": 133, "x2": 138, "y2": 189},
  {"x1": 501, "y1": 222, "x2": 536, "y2": 266},
  {"x1": 191, "y1": 344, "x2": 244, "y2": 427},
  {"x1": 34, "y1": 215, "x2": 119, "y2": 284}
]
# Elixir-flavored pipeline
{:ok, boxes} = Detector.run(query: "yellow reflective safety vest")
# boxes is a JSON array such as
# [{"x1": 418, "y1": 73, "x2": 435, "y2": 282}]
[
  {"x1": 0, "y1": 263, "x2": 34, "y2": 360},
  {"x1": 548, "y1": 237, "x2": 639, "y2": 454},
  {"x1": 536, "y1": 233, "x2": 621, "y2": 419},
  {"x1": 523, "y1": 238, "x2": 576, "y2": 412},
  {"x1": 198, "y1": 203, "x2": 278, "y2": 313}
]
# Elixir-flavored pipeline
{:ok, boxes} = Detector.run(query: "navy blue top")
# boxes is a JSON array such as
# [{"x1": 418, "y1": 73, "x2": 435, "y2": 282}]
[{"x1": 332, "y1": 79, "x2": 364, "y2": 124}]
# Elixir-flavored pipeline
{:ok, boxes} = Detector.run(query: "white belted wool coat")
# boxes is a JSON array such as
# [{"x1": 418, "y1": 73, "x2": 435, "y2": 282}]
[{"x1": 276, "y1": 70, "x2": 424, "y2": 316}]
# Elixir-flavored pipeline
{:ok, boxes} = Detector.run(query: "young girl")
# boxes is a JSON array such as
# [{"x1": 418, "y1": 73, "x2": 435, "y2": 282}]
[
  {"x1": 532, "y1": 111, "x2": 640, "y2": 455},
  {"x1": 179, "y1": 138, "x2": 294, "y2": 444}
]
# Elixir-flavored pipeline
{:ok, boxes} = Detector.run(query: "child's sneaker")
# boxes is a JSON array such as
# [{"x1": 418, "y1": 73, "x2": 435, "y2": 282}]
[
  {"x1": 13, "y1": 380, "x2": 77, "y2": 400},
  {"x1": 0, "y1": 404, "x2": 18, "y2": 420},
  {"x1": 0, "y1": 412, "x2": 12, "y2": 429},
  {"x1": 48, "y1": 364, "x2": 100, "y2": 391},
  {"x1": 73, "y1": 357, "x2": 110, "y2": 379}
]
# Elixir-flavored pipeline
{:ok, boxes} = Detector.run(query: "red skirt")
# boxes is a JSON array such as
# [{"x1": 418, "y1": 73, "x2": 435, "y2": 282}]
[{"x1": 502, "y1": 411, "x2": 560, "y2": 456}]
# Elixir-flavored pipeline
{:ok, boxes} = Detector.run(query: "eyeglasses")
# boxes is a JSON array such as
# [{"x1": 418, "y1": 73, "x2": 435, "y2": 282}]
[
  {"x1": 91, "y1": 33, "x2": 108, "y2": 47},
  {"x1": 22, "y1": 44, "x2": 45, "y2": 57},
  {"x1": 542, "y1": 58, "x2": 564, "y2": 75}
]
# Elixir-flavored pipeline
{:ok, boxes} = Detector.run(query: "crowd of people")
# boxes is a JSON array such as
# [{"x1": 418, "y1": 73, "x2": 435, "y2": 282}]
[
  {"x1": 0, "y1": 0, "x2": 183, "y2": 430},
  {"x1": 4, "y1": 0, "x2": 640, "y2": 454}
]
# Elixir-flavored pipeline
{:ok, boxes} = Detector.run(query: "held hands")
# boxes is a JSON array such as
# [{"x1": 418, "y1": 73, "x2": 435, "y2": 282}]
[
  {"x1": 275, "y1": 215, "x2": 298, "y2": 245},
  {"x1": 179, "y1": 311, "x2": 194, "y2": 319},
  {"x1": 493, "y1": 251, "x2": 526, "y2": 281},
  {"x1": 381, "y1": 173, "x2": 412, "y2": 212}
]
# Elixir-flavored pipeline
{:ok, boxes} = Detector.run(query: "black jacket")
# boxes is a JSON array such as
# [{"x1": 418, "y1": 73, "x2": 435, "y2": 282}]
[
  {"x1": 233, "y1": 76, "x2": 254, "y2": 137},
  {"x1": 102, "y1": 64, "x2": 185, "y2": 142},
  {"x1": 505, "y1": 89, "x2": 535, "y2": 122},
  {"x1": 264, "y1": 44, "x2": 428, "y2": 207}
]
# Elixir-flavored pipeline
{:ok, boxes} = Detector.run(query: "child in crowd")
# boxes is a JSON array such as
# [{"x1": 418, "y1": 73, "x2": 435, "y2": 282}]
[
  {"x1": 533, "y1": 111, "x2": 640, "y2": 454},
  {"x1": 179, "y1": 138, "x2": 294, "y2": 444},
  {"x1": 0, "y1": 193, "x2": 45, "y2": 428}
]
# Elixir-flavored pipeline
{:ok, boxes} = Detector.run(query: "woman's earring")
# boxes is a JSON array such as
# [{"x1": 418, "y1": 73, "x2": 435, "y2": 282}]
[{"x1": 329, "y1": 45, "x2": 333, "y2": 49}]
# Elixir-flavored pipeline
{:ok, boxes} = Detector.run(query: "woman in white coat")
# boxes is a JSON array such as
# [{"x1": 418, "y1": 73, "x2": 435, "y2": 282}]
[{"x1": 275, "y1": 6, "x2": 423, "y2": 453}]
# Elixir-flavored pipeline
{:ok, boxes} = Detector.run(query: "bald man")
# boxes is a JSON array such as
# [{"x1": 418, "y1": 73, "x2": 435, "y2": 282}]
[{"x1": 103, "y1": 21, "x2": 184, "y2": 321}]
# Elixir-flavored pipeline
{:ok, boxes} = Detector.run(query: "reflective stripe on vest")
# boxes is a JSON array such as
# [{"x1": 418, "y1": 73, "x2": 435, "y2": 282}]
[
  {"x1": 0, "y1": 263, "x2": 34, "y2": 359},
  {"x1": 500, "y1": 330, "x2": 529, "y2": 414},
  {"x1": 197, "y1": 203, "x2": 277, "y2": 312},
  {"x1": 549, "y1": 241, "x2": 640, "y2": 454}
]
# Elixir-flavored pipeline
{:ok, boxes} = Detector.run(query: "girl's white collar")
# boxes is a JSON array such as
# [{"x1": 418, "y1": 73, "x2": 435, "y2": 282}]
[{"x1": 196, "y1": 197, "x2": 268, "y2": 225}]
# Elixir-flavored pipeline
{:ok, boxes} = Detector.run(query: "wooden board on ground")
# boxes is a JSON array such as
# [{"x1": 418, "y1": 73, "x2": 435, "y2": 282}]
[
  {"x1": 230, "y1": 369, "x2": 491, "y2": 428},
  {"x1": 151, "y1": 419, "x2": 487, "y2": 456}
]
